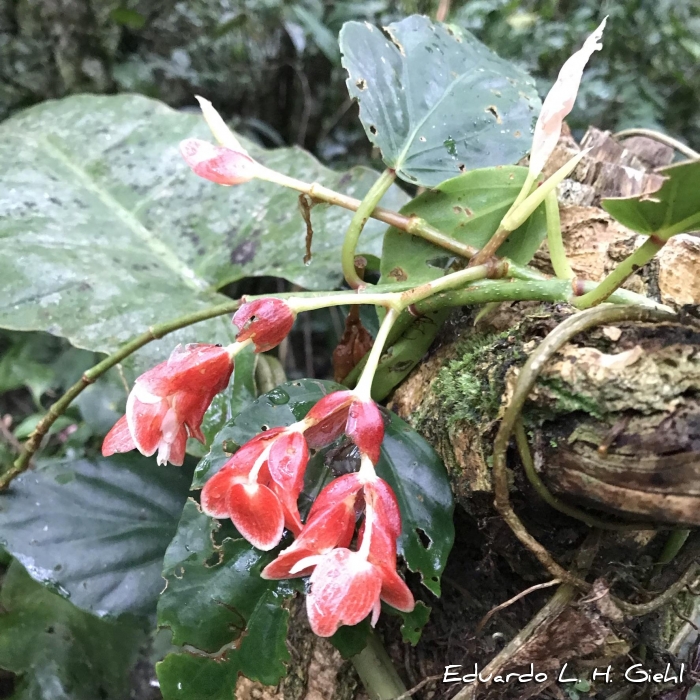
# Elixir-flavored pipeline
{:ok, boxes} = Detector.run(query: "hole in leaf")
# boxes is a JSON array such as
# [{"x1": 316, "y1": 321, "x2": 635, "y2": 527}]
[
  {"x1": 514, "y1": 130, "x2": 522, "y2": 138},
  {"x1": 485, "y1": 105, "x2": 502, "y2": 124},
  {"x1": 355, "y1": 78, "x2": 367, "y2": 91},
  {"x1": 205, "y1": 551, "x2": 223, "y2": 568},
  {"x1": 369, "y1": 125, "x2": 377, "y2": 135},
  {"x1": 261, "y1": 424, "x2": 270, "y2": 431},
  {"x1": 458, "y1": 164, "x2": 466, "y2": 173},
  {"x1": 46, "y1": 626, "x2": 55, "y2": 634},
  {"x1": 415, "y1": 527, "x2": 432, "y2": 549},
  {"x1": 426, "y1": 256, "x2": 453, "y2": 270}
]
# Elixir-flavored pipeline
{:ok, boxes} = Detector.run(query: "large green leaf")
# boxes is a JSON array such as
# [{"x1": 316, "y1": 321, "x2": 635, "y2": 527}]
[
  {"x1": 0, "y1": 94, "x2": 409, "y2": 371},
  {"x1": 0, "y1": 454, "x2": 192, "y2": 617},
  {"x1": 0, "y1": 561, "x2": 143, "y2": 700},
  {"x1": 602, "y1": 160, "x2": 700, "y2": 237},
  {"x1": 156, "y1": 501, "x2": 296, "y2": 697},
  {"x1": 340, "y1": 16, "x2": 540, "y2": 186},
  {"x1": 380, "y1": 166, "x2": 547, "y2": 286}
]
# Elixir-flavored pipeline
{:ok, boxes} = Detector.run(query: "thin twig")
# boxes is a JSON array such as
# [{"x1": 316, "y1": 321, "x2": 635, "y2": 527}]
[
  {"x1": 475, "y1": 579, "x2": 561, "y2": 636},
  {"x1": 394, "y1": 673, "x2": 444, "y2": 700},
  {"x1": 614, "y1": 128, "x2": 700, "y2": 160}
]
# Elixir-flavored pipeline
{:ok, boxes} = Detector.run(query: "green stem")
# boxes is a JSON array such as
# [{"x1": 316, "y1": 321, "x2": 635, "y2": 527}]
[
  {"x1": 355, "y1": 308, "x2": 399, "y2": 398},
  {"x1": 470, "y1": 152, "x2": 585, "y2": 266},
  {"x1": 342, "y1": 169, "x2": 396, "y2": 288},
  {"x1": 0, "y1": 299, "x2": 241, "y2": 490},
  {"x1": 351, "y1": 630, "x2": 407, "y2": 700},
  {"x1": 414, "y1": 278, "x2": 671, "y2": 312},
  {"x1": 573, "y1": 236, "x2": 666, "y2": 309},
  {"x1": 544, "y1": 190, "x2": 573, "y2": 279},
  {"x1": 655, "y1": 529, "x2": 691, "y2": 572}
]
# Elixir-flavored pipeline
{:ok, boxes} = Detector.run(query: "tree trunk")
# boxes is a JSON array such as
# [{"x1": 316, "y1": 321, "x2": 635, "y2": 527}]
[{"x1": 388, "y1": 128, "x2": 700, "y2": 699}]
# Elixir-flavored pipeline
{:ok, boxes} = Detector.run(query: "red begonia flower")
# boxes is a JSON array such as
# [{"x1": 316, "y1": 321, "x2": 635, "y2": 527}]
[
  {"x1": 102, "y1": 344, "x2": 233, "y2": 466},
  {"x1": 304, "y1": 548, "x2": 383, "y2": 637},
  {"x1": 200, "y1": 426, "x2": 310, "y2": 549},
  {"x1": 180, "y1": 138, "x2": 258, "y2": 186},
  {"x1": 233, "y1": 298, "x2": 296, "y2": 353},
  {"x1": 261, "y1": 474, "x2": 362, "y2": 580}
]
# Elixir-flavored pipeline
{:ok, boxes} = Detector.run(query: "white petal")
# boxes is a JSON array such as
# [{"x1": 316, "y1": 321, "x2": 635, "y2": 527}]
[{"x1": 529, "y1": 17, "x2": 607, "y2": 177}]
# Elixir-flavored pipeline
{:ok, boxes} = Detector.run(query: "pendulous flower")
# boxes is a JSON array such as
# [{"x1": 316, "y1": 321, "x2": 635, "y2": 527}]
[
  {"x1": 200, "y1": 425, "x2": 309, "y2": 549},
  {"x1": 262, "y1": 470, "x2": 414, "y2": 637},
  {"x1": 102, "y1": 344, "x2": 234, "y2": 466}
]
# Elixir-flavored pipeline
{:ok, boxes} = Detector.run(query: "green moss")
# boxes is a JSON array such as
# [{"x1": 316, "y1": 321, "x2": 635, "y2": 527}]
[
  {"x1": 433, "y1": 328, "x2": 524, "y2": 428},
  {"x1": 534, "y1": 377, "x2": 605, "y2": 419}
]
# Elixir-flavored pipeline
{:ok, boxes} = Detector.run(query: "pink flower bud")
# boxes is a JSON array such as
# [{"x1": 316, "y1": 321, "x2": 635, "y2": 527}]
[
  {"x1": 180, "y1": 138, "x2": 258, "y2": 186},
  {"x1": 102, "y1": 344, "x2": 233, "y2": 466},
  {"x1": 529, "y1": 18, "x2": 607, "y2": 177},
  {"x1": 233, "y1": 298, "x2": 296, "y2": 353},
  {"x1": 304, "y1": 391, "x2": 385, "y2": 464}
]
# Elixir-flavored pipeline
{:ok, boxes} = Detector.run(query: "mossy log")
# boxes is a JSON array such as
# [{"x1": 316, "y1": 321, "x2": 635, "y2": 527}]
[{"x1": 387, "y1": 132, "x2": 700, "y2": 699}]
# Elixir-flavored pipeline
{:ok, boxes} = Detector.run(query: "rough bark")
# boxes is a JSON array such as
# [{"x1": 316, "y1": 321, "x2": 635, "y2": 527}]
[{"x1": 388, "y1": 129, "x2": 700, "y2": 698}]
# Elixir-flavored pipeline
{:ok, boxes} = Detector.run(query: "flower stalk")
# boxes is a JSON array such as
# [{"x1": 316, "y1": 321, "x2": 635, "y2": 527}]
[{"x1": 544, "y1": 190, "x2": 573, "y2": 279}]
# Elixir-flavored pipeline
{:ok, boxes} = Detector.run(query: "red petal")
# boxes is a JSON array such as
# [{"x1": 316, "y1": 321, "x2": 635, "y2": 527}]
[
  {"x1": 201, "y1": 463, "x2": 244, "y2": 518},
  {"x1": 268, "y1": 431, "x2": 308, "y2": 493},
  {"x1": 233, "y1": 299, "x2": 295, "y2": 353},
  {"x1": 224, "y1": 427, "x2": 285, "y2": 474},
  {"x1": 270, "y1": 481, "x2": 303, "y2": 536},
  {"x1": 346, "y1": 400, "x2": 384, "y2": 464},
  {"x1": 261, "y1": 545, "x2": 317, "y2": 579},
  {"x1": 379, "y1": 568, "x2": 415, "y2": 612},
  {"x1": 180, "y1": 138, "x2": 257, "y2": 186},
  {"x1": 102, "y1": 415, "x2": 135, "y2": 456},
  {"x1": 306, "y1": 549, "x2": 382, "y2": 637},
  {"x1": 126, "y1": 393, "x2": 168, "y2": 456},
  {"x1": 306, "y1": 473, "x2": 363, "y2": 522},
  {"x1": 261, "y1": 497, "x2": 357, "y2": 580},
  {"x1": 303, "y1": 391, "x2": 354, "y2": 449},
  {"x1": 366, "y1": 479, "x2": 402, "y2": 539},
  {"x1": 139, "y1": 344, "x2": 233, "y2": 398},
  {"x1": 227, "y1": 482, "x2": 284, "y2": 550}
]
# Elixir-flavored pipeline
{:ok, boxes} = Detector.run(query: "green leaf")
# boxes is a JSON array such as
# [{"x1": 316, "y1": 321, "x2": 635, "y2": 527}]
[
  {"x1": 602, "y1": 160, "x2": 700, "y2": 237},
  {"x1": 392, "y1": 600, "x2": 431, "y2": 645},
  {"x1": 340, "y1": 16, "x2": 540, "y2": 186},
  {"x1": 156, "y1": 501, "x2": 296, "y2": 696},
  {"x1": 157, "y1": 500, "x2": 295, "y2": 653},
  {"x1": 380, "y1": 166, "x2": 547, "y2": 286},
  {"x1": 0, "y1": 561, "x2": 143, "y2": 700},
  {"x1": 0, "y1": 454, "x2": 192, "y2": 617},
  {"x1": 329, "y1": 618, "x2": 372, "y2": 659},
  {"x1": 375, "y1": 412, "x2": 454, "y2": 596},
  {"x1": 158, "y1": 597, "x2": 292, "y2": 700},
  {"x1": 0, "y1": 94, "x2": 409, "y2": 372}
]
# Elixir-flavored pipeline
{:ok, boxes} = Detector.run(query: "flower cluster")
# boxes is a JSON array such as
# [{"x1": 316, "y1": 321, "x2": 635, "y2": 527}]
[{"x1": 102, "y1": 296, "x2": 413, "y2": 636}]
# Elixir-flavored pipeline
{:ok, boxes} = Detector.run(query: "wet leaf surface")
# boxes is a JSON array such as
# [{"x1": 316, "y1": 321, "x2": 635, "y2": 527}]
[
  {"x1": 341, "y1": 16, "x2": 540, "y2": 186},
  {"x1": 0, "y1": 454, "x2": 192, "y2": 617},
  {"x1": 0, "y1": 562, "x2": 143, "y2": 700},
  {"x1": 0, "y1": 95, "x2": 408, "y2": 372}
]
